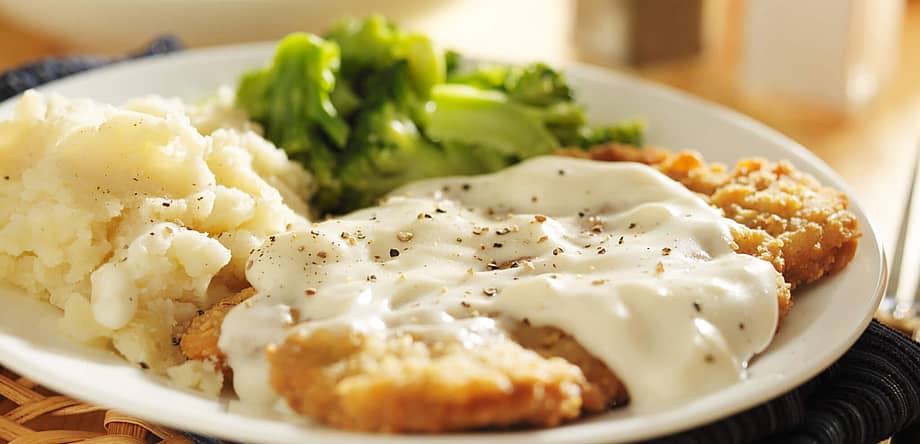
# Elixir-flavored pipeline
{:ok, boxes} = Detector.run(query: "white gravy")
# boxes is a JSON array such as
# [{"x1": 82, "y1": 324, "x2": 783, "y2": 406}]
[{"x1": 219, "y1": 156, "x2": 780, "y2": 413}]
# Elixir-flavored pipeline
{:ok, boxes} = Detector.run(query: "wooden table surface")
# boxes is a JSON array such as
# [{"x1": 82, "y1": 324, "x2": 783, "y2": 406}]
[{"x1": 0, "y1": 4, "x2": 917, "y2": 442}]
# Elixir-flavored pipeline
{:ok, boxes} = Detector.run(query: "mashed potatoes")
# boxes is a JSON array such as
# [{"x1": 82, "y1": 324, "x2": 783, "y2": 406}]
[{"x1": 0, "y1": 90, "x2": 312, "y2": 375}]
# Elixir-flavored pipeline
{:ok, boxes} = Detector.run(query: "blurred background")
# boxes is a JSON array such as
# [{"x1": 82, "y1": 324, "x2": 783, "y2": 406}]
[{"x1": 0, "y1": 0, "x2": 918, "y2": 258}]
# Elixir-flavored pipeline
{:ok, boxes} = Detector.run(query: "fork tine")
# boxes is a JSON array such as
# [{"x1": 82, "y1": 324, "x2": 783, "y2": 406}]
[{"x1": 892, "y1": 143, "x2": 920, "y2": 315}]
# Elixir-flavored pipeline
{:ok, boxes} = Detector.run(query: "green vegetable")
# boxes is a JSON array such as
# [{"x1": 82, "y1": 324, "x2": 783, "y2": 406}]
[
  {"x1": 330, "y1": 81, "x2": 361, "y2": 119},
  {"x1": 237, "y1": 33, "x2": 349, "y2": 207},
  {"x1": 444, "y1": 49, "x2": 462, "y2": 76},
  {"x1": 504, "y1": 62, "x2": 575, "y2": 106},
  {"x1": 447, "y1": 64, "x2": 509, "y2": 91},
  {"x1": 325, "y1": 15, "x2": 399, "y2": 75},
  {"x1": 240, "y1": 33, "x2": 349, "y2": 149},
  {"x1": 425, "y1": 84, "x2": 558, "y2": 158},
  {"x1": 447, "y1": 61, "x2": 642, "y2": 147},
  {"x1": 337, "y1": 102, "x2": 507, "y2": 211},
  {"x1": 447, "y1": 62, "x2": 572, "y2": 106},
  {"x1": 236, "y1": 16, "x2": 645, "y2": 215},
  {"x1": 576, "y1": 120, "x2": 646, "y2": 148},
  {"x1": 326, "y1": 15, "x2": 444, "y2": 99},
  {"x1": 334, "y1": 62, "x2": 508, "y2": 211}
]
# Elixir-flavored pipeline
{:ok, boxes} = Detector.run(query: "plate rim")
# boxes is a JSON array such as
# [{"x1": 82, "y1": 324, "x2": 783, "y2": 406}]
[{"x1": 0, "y1": 42, "x2": 888, "y2": 443}]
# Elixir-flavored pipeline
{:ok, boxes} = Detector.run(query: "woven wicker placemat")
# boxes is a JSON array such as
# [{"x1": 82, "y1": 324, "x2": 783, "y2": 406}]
[
  {"x1": 0, "y1": 366, "x2": 191, "y2": 444},
  {"x1": 0, "y1": 361, "x2": 901, "y2": 444}
]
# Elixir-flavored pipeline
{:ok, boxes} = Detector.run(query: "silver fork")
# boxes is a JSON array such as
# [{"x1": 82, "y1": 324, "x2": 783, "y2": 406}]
[{"x1": 877, "y1": 143, "x2": 920, "y2": 337}]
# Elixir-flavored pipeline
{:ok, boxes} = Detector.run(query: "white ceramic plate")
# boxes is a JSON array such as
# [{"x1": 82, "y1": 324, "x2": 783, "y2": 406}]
[{"x1": 0, "y1": 43, "x2": 886, "y2": 444}]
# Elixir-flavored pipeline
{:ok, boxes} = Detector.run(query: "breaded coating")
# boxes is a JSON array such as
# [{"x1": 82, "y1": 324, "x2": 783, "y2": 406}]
[
  {"x1": 562, "y1": 144, "x2": 861, "y2": 289},
  {"x1": 187, "y1": 278, "x2": 789, "y2": 433},
  {"x1": 268, "y1": 328, "x2": 591, "y2": 433},
  {"x1": 182, "y1": 290, "x2": 632, "y2": 431},
  {"x1": 177, "y1": 146, "x2": 850, "y2": 432},
  {"x1": 180, "y1": 287, "x2": 256, "y2": 365},
  {"x1": 509, "y1": 324, "x2": 628, "y2": 412}
]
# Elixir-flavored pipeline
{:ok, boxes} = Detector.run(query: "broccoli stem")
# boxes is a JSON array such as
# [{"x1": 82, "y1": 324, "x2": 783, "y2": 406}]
[{"x1": 425, "y1": 84, "x2": 559, "y2": 158}]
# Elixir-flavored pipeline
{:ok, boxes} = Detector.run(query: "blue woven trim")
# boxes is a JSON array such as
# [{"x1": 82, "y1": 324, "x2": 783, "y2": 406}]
[
  {"x1": 182, "y1": 432, "x2": 231, "y2": 444},
  {"x1": 0, "y1": 36, "x2": 182, "y2": 102}
]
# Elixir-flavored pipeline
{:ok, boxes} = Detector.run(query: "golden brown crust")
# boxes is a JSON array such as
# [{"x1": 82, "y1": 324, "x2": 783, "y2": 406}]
[
  {"x1": 510, "y1": 324, "x2": 628, "y2": 412},
  {"x1": 180, "y1": 287, "x2": 256, "y2": 365},
  {"x1": 564, "y1": 144, "x2": 862, "y2": 290},
  {"x1": 182, "y1": 290, "x2": 631, "y2": 432},
  {"x1": 189, "y1": 279, "x2": 789, "y2": 434},
  {"x1": 268, "y1": 329, "x2": 589, "y2": 433}
]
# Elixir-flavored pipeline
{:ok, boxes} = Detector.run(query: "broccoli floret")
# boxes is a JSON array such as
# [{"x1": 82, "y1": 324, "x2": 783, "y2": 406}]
[
  {"x1": 236, "y1": 33, "x2": 350, "y2": 207},
  {"x1": 575, "y1": 120, "x2": 646, "y2": 148},
  {"x1": 444, "y1": 49, "x2": 462, "y2": 76},
  {"x1": 337, "y1": 103, "x2": 512, "y2": 211},
  {"x1": 337, "y1": 102, "x2": 433, "y2": 206},
  {"x1": 334, "y1": 63, "x2": 507, "y2": 212},
  {"x1": 400, "y1": 34, "x2": 445, "y2": 99},
  {"x1": 325, "y1": 15, "x2": 399, "y2": 75},
  {"x1": 330, "y1": 80, "x2": 361, "y2": 119},
  {"x1": 425, "y1": 84, "x2": 559, "y2": 158},
  {"x1": 446, "y1": 62, "x2": 642, "y2": 148},
  {"x1": 287, "y1": 141, "x2": 342, "y2": 212},
  {"x1": 239, "y1": 33, "x2": 349, "y2": 148},
  {"x1": 448, "y1": 62, "x2": 573, "y2": 106},
  {"x1": 326, "y1": 15, "x2": 444, "y2": 99},
  {"x1": 447, "y1": 64, "x2": 510, "y2": 91},
  {"x1": 356, "y1": 60, "x2": 419, "y2": 114},
  {"x1": 504, "y1": 62, "x2": 574, "y2": 106}
]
